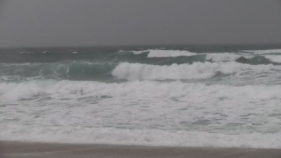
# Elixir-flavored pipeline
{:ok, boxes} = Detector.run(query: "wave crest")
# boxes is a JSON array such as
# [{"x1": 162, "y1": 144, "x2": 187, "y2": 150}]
[
  {"x1": 112, "y1": 62, "x2": 279, "y2": 80},
  {"x1": 132, "y1": 49, "x2": 196, "y2": 57}
]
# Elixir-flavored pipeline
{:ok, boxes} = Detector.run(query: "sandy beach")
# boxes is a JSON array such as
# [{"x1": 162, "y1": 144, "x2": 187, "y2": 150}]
[{"x1": 0, "y1": 141, "x2": 280, "y2": 158}]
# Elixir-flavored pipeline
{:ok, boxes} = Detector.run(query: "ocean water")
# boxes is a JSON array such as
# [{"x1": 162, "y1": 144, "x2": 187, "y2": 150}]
[{"x1": 0, "y1": 46, "x2": 281, "y2": 148}]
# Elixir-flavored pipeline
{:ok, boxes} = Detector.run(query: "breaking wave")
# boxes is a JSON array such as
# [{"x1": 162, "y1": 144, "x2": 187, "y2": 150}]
[
  {"x1": 112, "y1": 62, "x2": 281, "y2": 80},
  {"x1": 133, "y1": 49, "x2": 196, "y2": 57},
  {"x1": 130, "y1": 49, "x2": 281, "y2": 64},
  {"x1": 1, "y1": 60, "x2": 281, "y2": 82},
  {"x1": 1, "y1": 47, "x2": 281, "y2": 148},
  {"x1": 264, "y1": 55, "x2": 281, "y2": 63},
  {"x1": 243, "y1": 49, "x2": 281, "y2": 55}
]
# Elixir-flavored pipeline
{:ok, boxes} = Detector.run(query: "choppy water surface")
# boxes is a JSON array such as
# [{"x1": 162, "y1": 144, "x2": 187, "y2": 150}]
[{"x1": 0, "y1": 47, "x2": 281, "y2": 148}]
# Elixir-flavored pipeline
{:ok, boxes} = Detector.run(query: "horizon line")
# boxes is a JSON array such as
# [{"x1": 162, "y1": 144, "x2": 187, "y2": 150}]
[{"x1": 1, "y1": 43, "x2": 281, "y2": 49}]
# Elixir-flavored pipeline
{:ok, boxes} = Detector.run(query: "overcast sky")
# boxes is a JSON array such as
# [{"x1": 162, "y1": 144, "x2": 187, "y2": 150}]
[{"x1": 0, "y1": 0, "x2": 281, "y2": 47}]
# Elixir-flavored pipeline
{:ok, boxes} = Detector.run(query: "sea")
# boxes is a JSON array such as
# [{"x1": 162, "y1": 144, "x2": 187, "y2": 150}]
[{"x1": 0, "y1": 45, "x2": 281, "y2": 149}]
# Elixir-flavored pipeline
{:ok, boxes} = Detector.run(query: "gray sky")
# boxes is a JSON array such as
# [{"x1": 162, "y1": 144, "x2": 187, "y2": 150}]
[{"x1": 0, "y1": 0, "x2": 281, "y2": 47}]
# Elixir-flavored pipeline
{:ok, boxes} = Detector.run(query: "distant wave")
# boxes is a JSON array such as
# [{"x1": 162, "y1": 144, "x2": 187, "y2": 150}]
[
  {"x1": 205, "y1": 53, "x2": 242, "y2": 62},
  {"x1": 243, "y1": 49, "x2": 281, "y2": 55},
  {"x1": 129, "y1": 49, "x2": 281, "y2": 64},
  {"x1": 132, "y1": 49, "x2": 196, "y2": 57}
]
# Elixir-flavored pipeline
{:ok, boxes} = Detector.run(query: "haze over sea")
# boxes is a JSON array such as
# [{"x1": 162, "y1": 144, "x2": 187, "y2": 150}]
[{"x1": 0, "y1": 45, "x2": 281, "y2": 149}]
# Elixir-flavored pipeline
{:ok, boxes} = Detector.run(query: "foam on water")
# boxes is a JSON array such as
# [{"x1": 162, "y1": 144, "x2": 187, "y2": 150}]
[
  {"x1": 264, "y1": 55, "x2": 281, "y2": 63},
  {"x1": 0, "y1": 80, "x2": 281, "y2": 148},
  {"x1": 1, "y1": 125, "x2": 280, "y2": 148},
  {"x1": 132, "y1": 49, "x2": 196, "y2": 57},
  {"x1": 205, "y1": 53, "x2": 241, "y2": 62},
  {"x1": 132, "y1": 50, "x2": 149, "y2": 54},
  {"x1": 1, "y1": 47, "x2": 281, "y2": 149},
  {"x1": 147, "y1": 50, "x2": 197, "y2": 58},
  {"x1": 112, "y1": 62, "x2": 281, "y2": 81},
  {"x1": 245, "y1": 49, "x2": 281, "y2": 54},
  {"x1": 1, "y1": 80, "x2": 281, "y2": 101}
]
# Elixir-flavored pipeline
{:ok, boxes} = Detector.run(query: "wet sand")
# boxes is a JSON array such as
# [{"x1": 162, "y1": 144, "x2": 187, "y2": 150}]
[{"x1": 0, "y1": 141, "x2": 280, "y2": 158}]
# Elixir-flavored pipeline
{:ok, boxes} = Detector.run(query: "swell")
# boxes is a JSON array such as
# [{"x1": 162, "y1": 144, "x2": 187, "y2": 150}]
[
  {"x1": 1, "y1": 61, "x2": 281, "y2": 82},
  {"x1": 1, "y1": 49, "x2": 281, "y2": 82},
  {"x1": 1, "y1": 49, "x2": 281, "y2": 65},
  {"x1": 112, "y1": 62, "x2": 281, "y2": 81},
  {"x1": 0, "y1": 62, "x2": 117, "y2": 81}
]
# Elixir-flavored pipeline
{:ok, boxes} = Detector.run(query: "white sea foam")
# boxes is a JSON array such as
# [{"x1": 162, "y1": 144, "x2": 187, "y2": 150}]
[
  {"x1": 245, "y1": 49, "x2": 281, "y2": 55},
  {"x1": 1, "y1": 80, "x2": 281, "y2": 100},
  {"x1": 0, "y1": 81, "x2": 52, "y2": 100},
  {"x1": 1, "y1": 125, "x2": 280, "y2": 148},
  {"x1": 147, "y1": 50, "x2": 196, "y2": 58},
  {"x1": 205, "y1": 53, "x2": 241, "y2": 62},
  {"x1": 111, "y1": 62, "x2": 280, "y2": 80},
  {"x1": 205, "y1": 52, "x2": 281, "y2": 63},
  {"x1": 132, "y1": 50, "x2": 149, "y2": 54},
  {"x1": 2, "y1": 48, "x2": 281, "y2": 149},
  {"x1": 1, "y1": 80, "x2": 281, "y2": 101},
  {"x1": 0, "y1": 80, "x2": 281, "y2": 148},
  {"x1": 264, "y1": 55, "x2": 281, "y2": 63},
  {"x1": 132, "y1": 49, "x2": 196, "y2": 57}
]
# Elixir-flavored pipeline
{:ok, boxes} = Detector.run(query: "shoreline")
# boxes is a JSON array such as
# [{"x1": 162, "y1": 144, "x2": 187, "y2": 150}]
[{"x1": 1, "y1": 141, "x2": 280, "y2": 158}]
